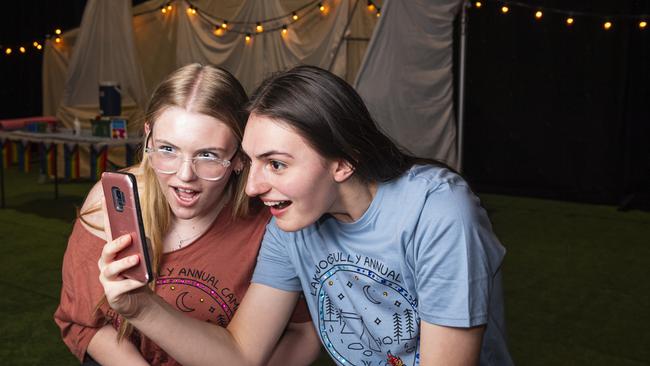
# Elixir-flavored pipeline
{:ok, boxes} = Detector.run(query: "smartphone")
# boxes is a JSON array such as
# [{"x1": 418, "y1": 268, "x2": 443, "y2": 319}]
[{"x1": 101, "y1": 171, "x2": 153, "y2": 283}]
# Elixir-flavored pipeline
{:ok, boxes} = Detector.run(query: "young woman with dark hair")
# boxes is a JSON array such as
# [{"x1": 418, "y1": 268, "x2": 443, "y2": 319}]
[{"x1": 97, "y1": 65, "x2": 513, "y2": 365}]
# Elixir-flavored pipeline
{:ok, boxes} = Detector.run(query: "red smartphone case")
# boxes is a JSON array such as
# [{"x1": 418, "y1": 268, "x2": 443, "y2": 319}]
[{"x1": 101, "y1": 172, "x2": 153, "y2": 283}]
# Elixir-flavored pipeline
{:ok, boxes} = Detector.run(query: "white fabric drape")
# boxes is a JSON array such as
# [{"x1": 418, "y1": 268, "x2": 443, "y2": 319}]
[
  {"x1": 355, "y1": 0, "x2": 461, "y2": 169},
  {"x1": 63, "y1": 0, "x2": 148, "y2": 110},
  {"x1": 44, "y1": 0, "x2": 359, "y2": 128}
]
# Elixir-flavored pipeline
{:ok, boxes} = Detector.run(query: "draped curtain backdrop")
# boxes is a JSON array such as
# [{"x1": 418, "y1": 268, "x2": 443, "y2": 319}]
[
  {"x1": 355, "y1": 0, "x2": 462, "y2": 169},
  {"x1": 41, "y1": 0, "x2": 459, "y2": 168}
]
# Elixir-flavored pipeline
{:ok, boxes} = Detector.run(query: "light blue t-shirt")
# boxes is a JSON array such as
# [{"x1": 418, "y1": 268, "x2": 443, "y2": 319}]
[{"x1": 252, "y1": 165, "x2": 513, "y2": 366}]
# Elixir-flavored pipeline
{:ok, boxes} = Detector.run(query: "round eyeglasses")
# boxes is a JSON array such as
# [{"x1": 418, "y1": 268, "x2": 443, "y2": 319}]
[{"x1": 145, "y1": 147, "x2": 236, "y2": 181}]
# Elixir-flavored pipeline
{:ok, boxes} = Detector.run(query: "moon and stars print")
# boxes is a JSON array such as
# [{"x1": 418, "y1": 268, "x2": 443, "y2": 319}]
[
  {"x1": 156, "y1": 267, "x2": 241, "y2": 327},
  {"x1": 314, "y1": 263, "x2": 420, "y2": 366}
]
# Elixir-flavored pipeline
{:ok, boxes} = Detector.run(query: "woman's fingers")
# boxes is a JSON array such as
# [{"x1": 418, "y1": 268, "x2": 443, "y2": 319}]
[
  {"x1": 103, "y1": 277, "x2": 147, "y2": 303},
  {"x1": 100, "y1": 254, "x2": 139, "y2": 280},
  {"x1": 98, "y1": 234, "x2": 132, "y2": 269}
]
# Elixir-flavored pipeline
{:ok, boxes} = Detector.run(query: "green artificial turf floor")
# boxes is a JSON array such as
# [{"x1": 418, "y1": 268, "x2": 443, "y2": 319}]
[{"x1": 1, "y1": 165, "x2": 649, "y2": 365}]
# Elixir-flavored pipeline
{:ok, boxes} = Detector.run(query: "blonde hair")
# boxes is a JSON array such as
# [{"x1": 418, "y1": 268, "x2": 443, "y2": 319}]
[{"x1": 85, "y1": 64, "x2": 251, "y2": 340}]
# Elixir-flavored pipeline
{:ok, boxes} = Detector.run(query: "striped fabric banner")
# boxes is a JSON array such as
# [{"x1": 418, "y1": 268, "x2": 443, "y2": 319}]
[
  {"x1": 0, "y1": 139, "x2": 11, "y2": 169},
  {"x1": 90, "y1": 145, "x2": 108, "y2": 180},
  {"x1": 19, "y1": 141, "x2": 32, "y2": 173},
  {"x1": 64, "y1": 144, "x2": 80, "y2": 180},
  {"x1": 11, "y1": 141, "x2": 19, "y2": 164}
]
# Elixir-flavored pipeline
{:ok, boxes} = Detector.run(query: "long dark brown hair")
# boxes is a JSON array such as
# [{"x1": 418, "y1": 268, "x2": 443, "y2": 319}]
[{"x1": 247, "y1": 65, "x2": 447, "y2": 183}]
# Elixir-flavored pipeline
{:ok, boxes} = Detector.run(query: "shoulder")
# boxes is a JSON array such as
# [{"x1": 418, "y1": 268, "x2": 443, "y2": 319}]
[
  {"x1": 78, "y1": 181, "x2": 107, "y2": 240},
  {"x1": 383, "y1": 165, "x2": 475, "y2": 213}
]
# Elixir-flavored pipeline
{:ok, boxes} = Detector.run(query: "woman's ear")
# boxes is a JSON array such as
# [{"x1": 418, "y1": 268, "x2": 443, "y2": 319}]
[
  {"x1": 332, "y1": 159, "x2": 355, "y2": 183},
  {"x1": 144, "y1": 123, "x2": 151, "y2": 135},
  {"x1": 233, "y1": 153, "x2": 245, "y2": 175}
]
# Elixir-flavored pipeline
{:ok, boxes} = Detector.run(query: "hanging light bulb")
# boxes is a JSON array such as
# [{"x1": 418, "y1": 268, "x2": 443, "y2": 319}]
[
  {"x1": 37, "y1": 44, "x2": 43, "y2": 50},
  {"x1": 19, "y1": 46, "x2": 26, "y2": 53},
  {"x1": 376, "y1": 7, "x2": 381, "y2": 17},
  {"x1": 475, "y1": 1, "x2": 482, "y2": 8},
  {"x1": 245, "y1": 33, "x2": 252, "y2": 43},
  {"x1": 282, "y1": 25, "x2": 288, "y2": 36},
  {"x1": 640, "y1": 21, "x2": 647, "y2": 29},
  {"x1": 55, "y1": 37, "x2": 62, "y2": 43},
  {"x1": 319, "y1": 2, "x2": 325, "y2": 12},
  {"x1": 167, "y1": 3, "x2": 172, "y2": 11},
  {"x1": 501, "y1": 6, "x2": 509, "y2": 14},
  {"x1": 256, "y1": 22, "x2": 264, "y2": 33},
  {"x1": 603, "y1": 21, "x2": 612, "y2": 30},
  {"x1": 5, "y1": 48, "x2": 12, "y2": 55},
  {"x1": 55, "y1": 29, "x2": 62, "y2": 35},
  {"x1": 214, "y1": 26, "x2": 225, "y2": 37},
  {"x1": 33, "y1": 41, "x2": 39, "y2": 47},
  {"x1": 535, "y1": 10, "x2": 543, "y2": 19},
  {"x1": 222, "y1": 21, "x2": 228, "y2": 29},
  {"x1": 566, "y1": 17, "x2": 574, "y2": 25},
  {"x1": 367, "y1": 1, "x2": 376, "y2": 12},
  {"x1": 161, "y1": 6, "x2": 167, "y2": 14},
  {"x1": 292, "y1": 12, "x2": 299, "y2": 21}
]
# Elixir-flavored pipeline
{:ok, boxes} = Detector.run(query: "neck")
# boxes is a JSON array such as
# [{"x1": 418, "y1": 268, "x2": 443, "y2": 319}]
[
  {"x1": 330, "y1": 178, "x2": 378, "y2": 223},
  {"x1": 165, "y1": 192, "x2": 229, "y2": 251}
]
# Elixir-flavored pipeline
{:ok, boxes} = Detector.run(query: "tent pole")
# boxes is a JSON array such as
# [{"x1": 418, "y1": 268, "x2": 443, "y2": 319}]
[{"x1": 457, "y1": 1, "x2": 469, "y2": 173}]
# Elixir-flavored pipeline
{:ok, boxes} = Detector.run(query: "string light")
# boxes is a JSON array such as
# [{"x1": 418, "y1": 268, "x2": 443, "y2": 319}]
[
  {"x1": 187, "y1": 6, "x2": 196, "y2": 15},
  {"x1": 376, "y1": 7, "x2": 381, "y2": 17},
  {"x1": 501, "y1": 6, "x2": 509, "y2": 14},
  {"x1": 535, "y1": 10, "x2": 543, "y2": 19},
  {"x1": 214, "y1": 26, "x2": 225, "y2": 37},
  {"x1": 292, "y1": 12, "x2": 299, "y2": 21},
  {"x1": 161, "y1": 7, "x2": 167, "y2": 14},
  {"x1": 37, "y1": 44, "x2": 42, "y2": 50},
  {"x1": 640, "y1": 21, "x2": 647, "y2": 29},
  {"x1": 5, "y1": 48, "x2": 12, "y2": 55},
  {"x1": 566, "y1": 17, "x2": 574, "y2": 25},
  {"x1": 367, "y1": 1, "x2": 376, "y2": 12},
  {"x1": 55, "y1": 37, "x2": 62, "y2": 44},
  {"x1": 245, "y1": 33, "x2": 251, "y2": 43},
  {"x1": 33, "y1": 41, "x2": 38, "y2": 47},
  {"x1": 55, "y1": 29, "x2": 62, "y2": 35},
  {"x1": 603, "y1": 21, "x2": 612, "y2": 30},
  {"x1": 282, "y1": 25, "x2": 288, "y2": 36},
  {"x1": 475, "y1": 2, "x2": 482, "y2": 8},
  {"x1": 221, "y1": 21, "x2": 228, "y2": 29},
  {"x1": 256, "y1": 22, "x2": 264, "y2": 33},
  {"x1": 319, "y1": 2, "x2": 325, "y2": 12},
  {"x1": 19, "y1": 47, "x2": 26, "y2": 53},
  {"x1": 167, "y1": 3, "x2": 172, "y2": 11}
]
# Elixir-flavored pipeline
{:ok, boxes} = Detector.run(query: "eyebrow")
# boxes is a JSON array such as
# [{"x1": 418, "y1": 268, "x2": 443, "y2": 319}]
[
  {"x1": 154, "y1": 138, "x2": 228, "y2": 154},
  {"x1": 241, "y1": 148, "x2": 294, "y2": 160}
]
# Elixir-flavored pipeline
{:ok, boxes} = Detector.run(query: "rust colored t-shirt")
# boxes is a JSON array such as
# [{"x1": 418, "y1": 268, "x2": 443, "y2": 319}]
[{"x1": 54, "y1": 204, "x2": 310, "y2": 365}]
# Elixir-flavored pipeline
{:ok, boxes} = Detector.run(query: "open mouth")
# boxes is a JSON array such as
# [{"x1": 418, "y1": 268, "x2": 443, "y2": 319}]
[
  {"x1": 173, "y1": 187, "x2": 199, "y2": 202},
  {"x1": 263, "y1": 200, "x2": 292, "y2": 210}
]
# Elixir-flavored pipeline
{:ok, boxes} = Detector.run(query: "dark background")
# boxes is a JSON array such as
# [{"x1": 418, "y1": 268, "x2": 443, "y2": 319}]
[{"x1": 1, "y1": 0, "x2": 649, "y2": 206}]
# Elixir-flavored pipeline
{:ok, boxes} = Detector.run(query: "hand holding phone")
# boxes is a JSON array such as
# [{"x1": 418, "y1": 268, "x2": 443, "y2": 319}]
[{"x1": 101, "y1": 172, "x2": 153, "y2": 283}]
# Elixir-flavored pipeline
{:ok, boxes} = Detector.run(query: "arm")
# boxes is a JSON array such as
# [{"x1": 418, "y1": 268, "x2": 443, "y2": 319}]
[
  {"x1": 419, "y1": 321, "x2": 485, "y2": 366},
  {"x1": 99, "y1": 234, "x2": 300, "y2": 366},
  {"x1": 86, "y1": 325, "x2": 149, "y2": 366},
  {"x1": 266, "y1": 321, "x2": 322, "y2": 366},
  {"x1": 54, "y1": 181, "x2": 148, "y2": 362}
]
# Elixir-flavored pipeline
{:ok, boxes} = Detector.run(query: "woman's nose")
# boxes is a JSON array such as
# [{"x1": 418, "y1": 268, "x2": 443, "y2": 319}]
[
  {"x1": 176, "y1": 158, "x2": 196, "y2": 181},
  {"x1": 245, "y1": 162, "x2": 269, "y2": 197}
]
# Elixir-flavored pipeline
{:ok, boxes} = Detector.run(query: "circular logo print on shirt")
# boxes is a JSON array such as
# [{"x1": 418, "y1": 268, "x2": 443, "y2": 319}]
[{"x1": 315, "y1": 264, "x2": 420, "y2": 366}]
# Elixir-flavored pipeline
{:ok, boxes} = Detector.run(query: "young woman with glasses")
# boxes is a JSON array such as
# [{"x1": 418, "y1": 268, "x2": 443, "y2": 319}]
[
  {"x1": 54, "y1": 64, "x2": 320, "y2": 366},
  {"x1": 97, "y1": 65, "x2": 513, "y2": 365}
]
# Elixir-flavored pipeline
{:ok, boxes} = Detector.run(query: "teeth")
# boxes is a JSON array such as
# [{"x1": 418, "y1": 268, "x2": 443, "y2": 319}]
[
  {"x1": 177, "y1": 188, "x2": 195, "y2": 193},
  {"x1": 264, "y1": 200, "x2": 288, "y2": 208}
]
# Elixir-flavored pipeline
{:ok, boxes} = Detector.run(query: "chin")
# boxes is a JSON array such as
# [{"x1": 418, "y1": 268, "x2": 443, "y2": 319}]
[{"x1": 275, "y1": 216, "x2": 313, "y2": 232}]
